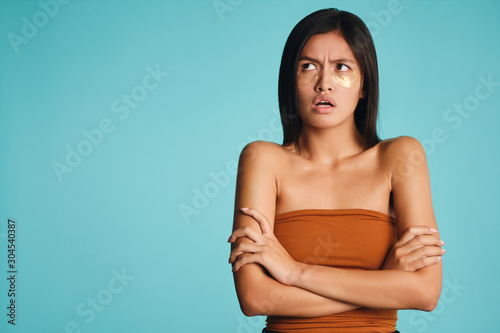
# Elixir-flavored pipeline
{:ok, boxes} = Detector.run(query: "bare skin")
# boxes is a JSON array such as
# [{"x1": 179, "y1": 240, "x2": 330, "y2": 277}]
[{"x1": 229, "y1": 31, "x2": 444, "y2": 317}]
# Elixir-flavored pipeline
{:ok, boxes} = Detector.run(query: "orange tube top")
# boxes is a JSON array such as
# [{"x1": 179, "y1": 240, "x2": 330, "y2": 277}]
[{"x1": 266, "y1": 209, "x2": 398, "y2": 333}]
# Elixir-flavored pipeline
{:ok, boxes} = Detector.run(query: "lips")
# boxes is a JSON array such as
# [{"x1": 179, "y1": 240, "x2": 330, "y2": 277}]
[{"x1": 313, "y1": 95, "x2": 336, "y2": 108}]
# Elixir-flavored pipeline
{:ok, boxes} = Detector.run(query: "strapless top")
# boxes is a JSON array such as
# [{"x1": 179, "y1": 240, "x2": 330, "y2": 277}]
[{"x1": 266, "y1": 209, "x2": 398, "y2": 332}]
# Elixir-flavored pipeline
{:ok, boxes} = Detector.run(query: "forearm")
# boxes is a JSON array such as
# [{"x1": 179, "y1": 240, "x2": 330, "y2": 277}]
[
  {"x1": 295, "y1": 262, "x2": 442, "y2": 311},
  {"x1": 234, "y1": 263, "x2": 359, "y2": 317}
]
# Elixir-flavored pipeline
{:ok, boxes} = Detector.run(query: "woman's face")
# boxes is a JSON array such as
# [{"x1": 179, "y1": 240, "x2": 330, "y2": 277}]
[{"x1": 296, "y1": 31, "x2": 364, "y2": 129}]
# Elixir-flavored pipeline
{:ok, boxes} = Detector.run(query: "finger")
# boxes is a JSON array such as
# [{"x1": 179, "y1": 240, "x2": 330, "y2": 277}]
[
  {"x1": 399, "y1": 235, "x2": 445, "y2": 252},
  {"x1": 398, "y1": 226, "x2": 438, "y2": 245},
  {"x1": 407, "y1": 255, "x2": 443, "y2": 271},
  {"x1": 409, "y1": 244, "x2": 446, "y2": 260},
  {"x1": 228, "y1": 226, "x2": 263, "y2": 243},
  {"x1": 240, "y1": 207, "x2": 273, "y2": 235},
  {"x1": 240, "y1": 207, "x2": 272, "y2": 235},
  {"x1": 232, "y1": 253, "x2": 262, "y2": 272},
  {"x1": 409, "y1": 234, "x2": 444, "y2": 247},
  {"x1": 397, "y1": 226, "x2": 440, "y2": 246},
  {"x1": 400, "y1": 246, "x2": 445, "y2": 271},
  {"x1": 229, "y1": 242, "x2": 263, "y2": 263}
]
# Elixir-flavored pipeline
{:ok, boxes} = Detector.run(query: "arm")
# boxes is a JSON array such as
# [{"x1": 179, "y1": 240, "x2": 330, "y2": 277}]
[
  {"x1": 290, "y1": 137, "x2": 442, "y2": 310},
  {"x1": 231, "y1": 137, "x2": 443, "y2": 312},
  {"x1": 231, "y1": 141, "x2": 359, "y2": 316}
]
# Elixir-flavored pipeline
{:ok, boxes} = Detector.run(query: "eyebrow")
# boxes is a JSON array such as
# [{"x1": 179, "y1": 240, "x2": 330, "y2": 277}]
[{"x1": 299, "y1": 56, "x2": 356, "y2": 64}]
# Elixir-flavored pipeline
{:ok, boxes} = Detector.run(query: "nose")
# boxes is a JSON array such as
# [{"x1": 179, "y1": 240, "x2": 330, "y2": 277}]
[{"x1": 315, "y1": 66, "x2": 334, "y2": 92}]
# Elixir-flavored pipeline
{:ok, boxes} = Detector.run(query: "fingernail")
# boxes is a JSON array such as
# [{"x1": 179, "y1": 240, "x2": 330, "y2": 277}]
[
  {"x1": 440, "y1": 240, "x2": 445, "y2": 245},
  {"x1": 430, "y1": 228, "x2": 438, "y2": 233},
  {"x1": 437, "y1": 256, "x2": 442, "y2": 260},
  {"x1": 240, "y1": 208, "x2": 249, "y2": 211},
  {"x1": 441, "y1": 249, "x2": 446, "y2": 253}
]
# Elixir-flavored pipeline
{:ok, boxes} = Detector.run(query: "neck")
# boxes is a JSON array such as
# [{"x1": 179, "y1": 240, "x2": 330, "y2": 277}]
[{"x1": 295, "y1": 119, "x2": 367, "y2": 165}]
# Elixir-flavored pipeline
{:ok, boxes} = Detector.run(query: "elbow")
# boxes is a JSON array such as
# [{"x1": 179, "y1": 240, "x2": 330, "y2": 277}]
[
  {"x1": 240, "y1": 304, "x2": 260, "y2": 317},
  {"x1": 413, "y1": 282, "x2": 441, "y2": 312},
  {"x1": 238, "y1": 292, "x2": 265, "y2": 317},
  {"x1": 416, "y1": 292, "x2": 440, "y2": 312},
  {"x1": 234, "y1": 265, "x2": 275, "y2": 316},
  {"x1": 405, "y1": 269, "x2": 442, "y2": 311}
]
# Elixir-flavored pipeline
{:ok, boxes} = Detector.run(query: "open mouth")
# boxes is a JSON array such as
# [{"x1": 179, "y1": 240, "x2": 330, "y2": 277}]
[{"x1": 316, "y1": 101, "x2": 334, "y2": 107}]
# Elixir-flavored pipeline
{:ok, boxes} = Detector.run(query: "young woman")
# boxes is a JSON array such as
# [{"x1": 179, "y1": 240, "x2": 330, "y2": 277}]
[{"x1": 228, "y1": 8, "x2": 444, "y2": 333}]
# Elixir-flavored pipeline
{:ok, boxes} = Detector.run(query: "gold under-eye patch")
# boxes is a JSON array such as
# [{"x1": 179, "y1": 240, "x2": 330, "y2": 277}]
[{"x1": 297, "y1": 63, "x2": 360, "y2": 89}]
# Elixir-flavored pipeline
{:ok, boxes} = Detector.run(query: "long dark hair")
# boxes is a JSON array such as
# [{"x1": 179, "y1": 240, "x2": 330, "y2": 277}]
[{"x1": 278, "y1": 8, "x2": 380, "y2": 148}]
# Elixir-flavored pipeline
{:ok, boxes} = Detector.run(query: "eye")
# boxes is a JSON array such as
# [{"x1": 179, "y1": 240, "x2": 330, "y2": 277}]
[
  {"x1": 335, "y1": 63, "x2": 350, "y2": 72},
  {"x1": 300, "y1": 63, "x2": 317, "y2": 71}
]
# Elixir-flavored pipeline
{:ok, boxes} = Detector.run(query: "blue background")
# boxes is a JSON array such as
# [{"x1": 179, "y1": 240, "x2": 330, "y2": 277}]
[{"x1": 1, "y1": 0, "x2": 499, "y2": 332}]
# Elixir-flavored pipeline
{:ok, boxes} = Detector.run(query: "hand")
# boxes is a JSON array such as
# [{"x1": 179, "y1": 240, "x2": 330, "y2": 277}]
[
  {"x1": 382, "y1": 226, "x2": 445, "y2": 271},
  {"x1": 228, "y1": 207, "x2": 302, "y2": 286}
]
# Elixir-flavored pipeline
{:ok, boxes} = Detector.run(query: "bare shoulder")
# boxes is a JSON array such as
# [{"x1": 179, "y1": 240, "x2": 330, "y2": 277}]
[
  {"x1": 235, "y1": 141, "x2": 285, "y2": 220},
  {"x1": 378, "y1": 136, "x2": 426, "y2": 164},
  {"x1": 239, "y1": 140, "x2": 288, "y2": 167},
  {"x1": 377, "y1": 136, "x2": 429, "y2": 183}
]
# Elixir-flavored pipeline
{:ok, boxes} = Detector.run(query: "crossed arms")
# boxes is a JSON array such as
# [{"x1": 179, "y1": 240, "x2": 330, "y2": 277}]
[{"x1": 229, "y1": 138, "x2": 444, "y2": 316}]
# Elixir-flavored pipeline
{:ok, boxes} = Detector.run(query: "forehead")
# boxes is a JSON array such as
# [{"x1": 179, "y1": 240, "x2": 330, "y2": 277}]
[{"x1": 300, "y1": 31, "x2": 357, "y2": 63}]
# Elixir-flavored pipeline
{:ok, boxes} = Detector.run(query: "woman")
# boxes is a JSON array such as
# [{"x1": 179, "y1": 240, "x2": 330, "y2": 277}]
[{"x1": 228, "y1": 8, "x2": 444, "y2": 333}]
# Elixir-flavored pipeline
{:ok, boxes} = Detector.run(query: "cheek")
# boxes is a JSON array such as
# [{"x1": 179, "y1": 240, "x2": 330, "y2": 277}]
[
  {"x1": 296, "y1": 87, "x2": 310, "y2": 107},
  {"x1": 347, "y1": 91, "x2": 362, "y2": 107},
  {"x1": 345, "y1": 81, "x2": 364, "y2": 101}
]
